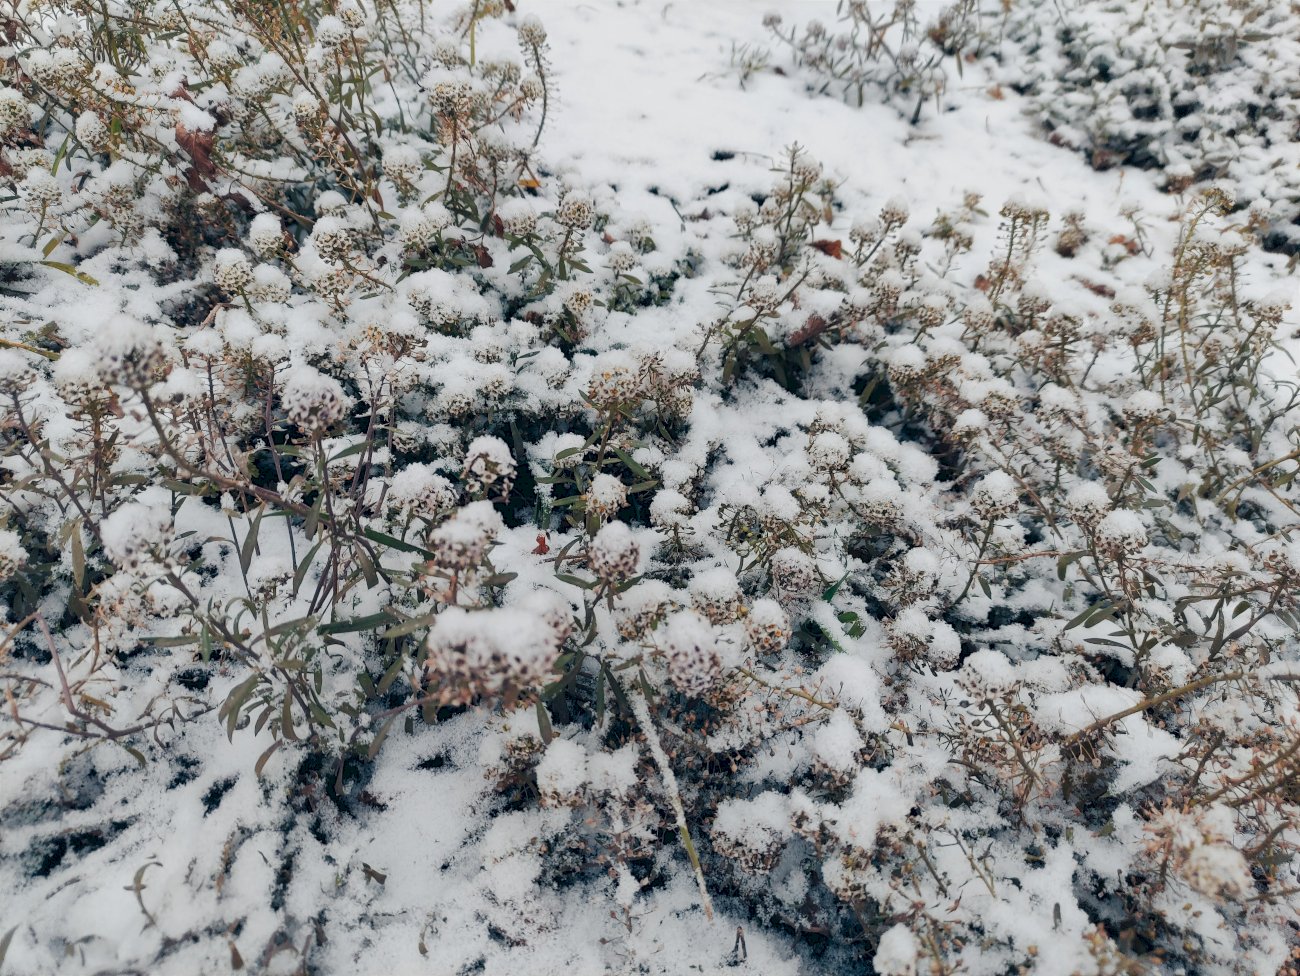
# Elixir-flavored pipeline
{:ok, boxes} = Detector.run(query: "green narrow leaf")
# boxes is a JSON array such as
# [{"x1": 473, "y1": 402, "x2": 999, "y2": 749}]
[
  {"x1": 1063, "y1": 604, "x2": 1096, "y2": 630},
  {"x1": 160, "y1": 478, "x2": 209, "y2": 496},
  {"x1": 265, "y1": 614, "x2": 317, "y2": 638},
  {"x1": 328, "y1": 441, "x2": 371, "y2": 463},
  {"x1": 822, "y1": 571, "x2": 850, "y2": 603},
  {"x1": 535, "y1": 701, "x2": 555, "y2": 744},
  {"x1": 253, "y1": 704, "x2": 274, "y2": 737},
  {"x1": 318, "y1": 610, "x2": 396, "y2": 635},
  {"x1": 354, "y1": 546, "x2": 379, "y2": 588},
  {"x1": 41, "y1": 230, "x2": 67, "y2": 257},
  {"x1": 239, "y1": 508, "x2": 264, "y2": 575},
  {"x1": 1084, "y1": 602, "x2": 1119, "y2": 627},
  {"x1": 292, "y1": 539, "x2": 326, "y2": 599},
  {"x1": 362, "y1": 526, "x2": 434, "y2": 558},
  {"x1": 48, "y1": 131, "x2": 71, "y2": 174},
  {"x1": 611, "y1": 448, "x2": 651, "y2": 480},
  {"x1": 379, "y1": 612, "x2": 437, "y2": 640},
  {"x1": 219, "y1": 674, "x2": 261, "y2": 741},
  {"x1": 281, "y1": 695, "x2": 299, "y2": 742},
  {"x1": 0, "y1": 925, "x2": 18, "y2": 974},
  {"x1": 554, "y1": 573, "x2": 594, "y2": 590},
  {"x1": 377, "y1": 655, "x2": 408, "y2": 695},
  {"x1": 368, "y1": 715, "x2": 398, "y2": 760},
  {"x1": 142, "y1": 634, "x2": 199, "y2": 648},
  {"x1": 752, "y1": 328, "x2": 777, "y2": 356},
  {"x1": 255, "y1": 740, "x2": 282, "y2": 777},
  {"x1": 304, "y1": 491, "x2": 326, "y2": 539},
  {"x1": 1056, "y1": 550, "x2": 1083, "y2": 581},
  {"x1": 38, "y1": 260, "x2": 98, "y2": 286}
]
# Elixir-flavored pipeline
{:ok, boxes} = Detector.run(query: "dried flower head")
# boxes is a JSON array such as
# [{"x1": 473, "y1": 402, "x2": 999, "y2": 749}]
[
  {"x1": 281, "y1": 366, "x2": 349, "y2": 434},
  {"x1": 588, "y1": 521, "x2": 640, "y2": 583}
]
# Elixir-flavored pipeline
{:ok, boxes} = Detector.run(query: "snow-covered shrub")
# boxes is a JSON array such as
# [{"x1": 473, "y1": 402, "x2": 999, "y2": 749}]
[
  {"x1": 0, "y1": 0, "x2": 615, "y2": 765},
  {"x1": 676, "y1": 142, "x2": 1300, "y2": 972},
  {"x1": 759, "y1": 0, "x2": 1300, "y2": 256},
  {"x1": 1000, "y1": 0, "x2": 1300, "y2": 257},
  {"x1": 757, "y1": 0, "x2": 997, "y2": 122},
  {"x1": 3, "y1": 2, "x2": 1300, "y2": 974}
]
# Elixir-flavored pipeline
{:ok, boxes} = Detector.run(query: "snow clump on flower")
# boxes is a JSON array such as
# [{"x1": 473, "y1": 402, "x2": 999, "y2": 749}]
[
  {"x1": 585, "y1": 473, "x2": 627, "y2": 521},
  {"x1": 873, "y1": 924, "x2": 919, "y2": 976},
  {"x1": 588, "y1": 521, "x2": 640, "y2": 582},
  {"x1": 281, "y1": 366, "x2": 349, "y2": 433},
  {"x1": 659, "y1": 610, "x2": 723, "y2": 695},
  {"x1": 0, "y1": 528, "x2": 28, "y2": 581},
  {"x1": 1096, "y1": 509, "x2": 1147, "y2": 558},
  {"x1": 423, "y1": 604, "x2": 562, "y2": 705},
  {"x1": 463, "y1": 436, "x2": 516, "y2": 498},
  {"x1": 101, "y1": 501, "x2": 173, "y2": 571},
  {"x1": 214, "y1": 248, "x2": 254, "y2": 292},
  {"x1": 971, "y1": 470, "x2": 1019, "y2": 520}
]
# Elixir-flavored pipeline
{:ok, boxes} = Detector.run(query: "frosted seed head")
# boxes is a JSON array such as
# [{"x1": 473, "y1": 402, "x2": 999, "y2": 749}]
[{"x1": 588, "y1": 521, "x2": 640, "y2": 583}]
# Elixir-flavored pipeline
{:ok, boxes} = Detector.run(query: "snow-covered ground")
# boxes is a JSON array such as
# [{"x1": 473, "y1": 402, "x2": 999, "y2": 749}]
[{"x1": 3, "y1": 1, "x2": 1300, "y2": 974}]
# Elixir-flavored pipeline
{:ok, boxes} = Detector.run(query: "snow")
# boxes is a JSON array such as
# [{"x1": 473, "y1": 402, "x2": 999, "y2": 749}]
[
  {"x1": 873, "y1": 924, "x2": 919, "y2": 976},
  {"x1": 99, "y1": 497, "x2": 173, "y2": 570},
  {"x1": 4, "y1": 1, "x2": 1300, "y2": 974},
  {"x1": 1096, "y1": 508, "x2": 1148, "y2": 554}
]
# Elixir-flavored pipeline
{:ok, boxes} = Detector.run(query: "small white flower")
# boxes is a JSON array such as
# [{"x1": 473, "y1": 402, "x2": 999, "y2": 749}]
[
  {"x1": 688, "y1": 567, "x2": 744, "y2": 624},
  {"x1": 1067, "y1": 482, "x2": 1110, "y2": 530},
  {"x1": 315, "y1": 14, "x2": 351, "y2": 47},
  {"x1": 585, "y1": 473, "x2": 627, "y2": 520},
  {"x1": 248, "y1": 213, "x2": 284, "y2": 257},
  {"x1": 971, "y1": 471, "x2": 1018, "y2": 521},
  {"x1": 280, "y1": 366, "x2": 349, "y2": 434},
  {"x1": 769, "y1": 547, "x2": 817, "y2": 597},
  {"x1": 555, "y1": 192, "x2": 595, "y2": 230},
  {"x1": 214, "y1": 249, "x2": 254, "y2": 292},
  {"x1": 0, "y1": 87, "x2": 30, "y2": 135},
  {"x1": 463, "y1": 436, "x2": 516, "y2": 497},
  {"x1": 588, "y1": 522, "x2": 640, "y2": 582},
  {"x1": 660, "y1": 610, "x2": 722, "y2": 695},
  {"x1": 101, "y1": 502, "x2": 173, "y2": 571},
  {"x1": 383, "y1": 144, "x2": 422, "y2": 185},
  {"x1": 499, "y1": 198, "x2": 538, "y2": 237},
  {"x1": 0, "y1": 528, "x2": 28, "y2": 581},
  {"x1": 1096, "y1": 509, "x2": 1147, "y2": 558},
  {"x1": 74, "y1": 111, "x2": 108, "y2": 150}
]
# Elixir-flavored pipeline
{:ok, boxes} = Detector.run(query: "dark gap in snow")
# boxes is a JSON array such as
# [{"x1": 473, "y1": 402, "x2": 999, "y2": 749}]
[
  {"x1": 202, "y1": 776, "x2": 238, "y2": 815},
  {"x1": 24, "y1": 820, "x2": 131, "y2": 878},
  {"x1": 168, "y1": 754, "x2": 202, "y2": 790}
]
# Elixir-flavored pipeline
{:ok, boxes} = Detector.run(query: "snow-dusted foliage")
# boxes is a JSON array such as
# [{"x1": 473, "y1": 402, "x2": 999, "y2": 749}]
[
  {"x1": 756, "y1": 0, "x2": 1300, "y2": 256},
  {"x1": 3, "y1": 1, "x2": 1300, "y2": 975},
  {"x1": 998, "y1": 0, "x2": 1300, "y2": 257},
  {"x1": 754, "y1": 0, "x2": 993, "y2": 122}
]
